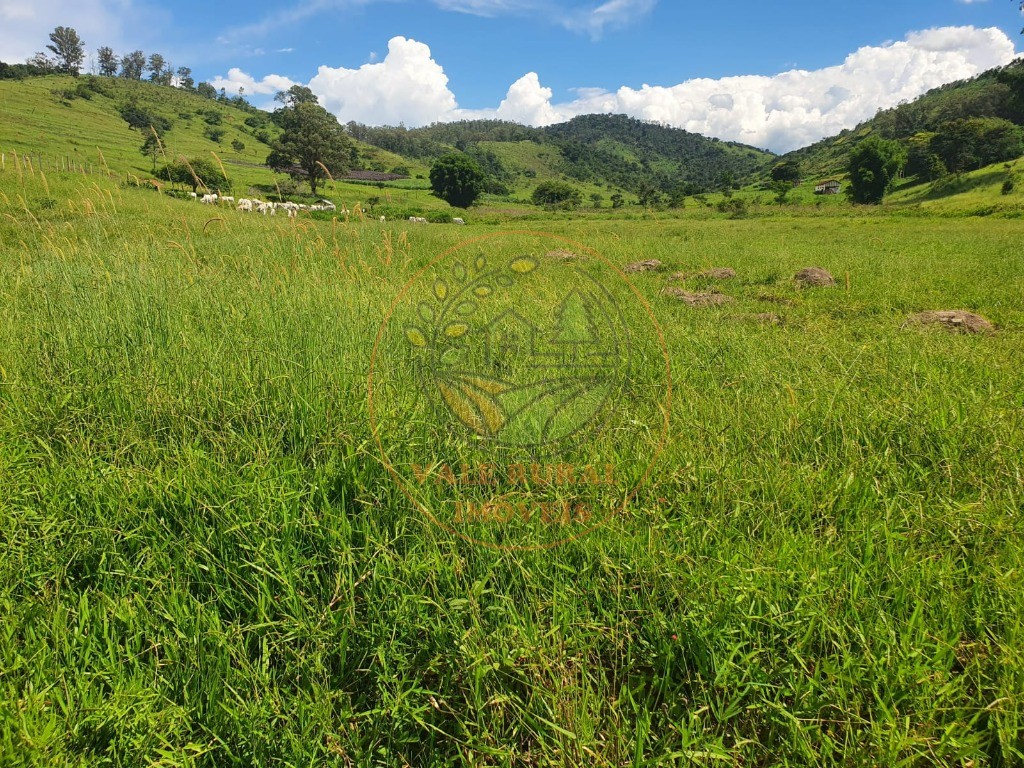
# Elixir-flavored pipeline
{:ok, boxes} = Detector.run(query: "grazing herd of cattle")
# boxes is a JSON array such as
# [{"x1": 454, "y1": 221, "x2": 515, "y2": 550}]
[{"x1": 189, "y1": 192, "x2": 465, "y2": 224}]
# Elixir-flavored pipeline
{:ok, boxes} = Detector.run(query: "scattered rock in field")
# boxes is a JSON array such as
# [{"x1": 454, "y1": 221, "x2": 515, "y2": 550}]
[
  {"x1": 663, "y1": 287, "x2": 735, "y2": 307},
  {"x1": 794, "y1": 267, "x2": 836, "y2": 287},
  {"x1": 670, "y1": 267, "x2": 737, "y2": 281},
  {"x1": 903, "y1": 310, "x2": 995, "y2": 334},
  {"x1": 546, "y1": 249, "x2": 579, "y2": 262},
  {"x1": 623, "y1": 259, "x2": 663, "y2": 274}
]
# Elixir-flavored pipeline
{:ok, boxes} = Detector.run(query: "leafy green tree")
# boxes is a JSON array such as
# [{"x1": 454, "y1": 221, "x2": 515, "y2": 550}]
[
  {"x1": 267, "y1": 98, "x2": 352, "y2": 196},
  {"x1": 610, "y1": 193, "x2": 624, "y2": 209},
  {"x1": 636, "y1": 180, "x2": 664, "y2": 208},
  {"x1": 196, "y1": 82, "x2": 217, "y2": 99},
  {"x1": 274, "y1": 85, "x2": 319, "y2": 108},
  {"x1": 231, "y1": 139, "x2": 245, "y2": 152},
  {"x1": 157, "y1": 158, "x2": 229, "y2": 193},
  {"x1": 140, "y1": 134, "x2": 162, "y2": 172},
  {"x1": 848, "y1": 137, "x2": 907, "y2": 204},
  {"x1": 531, "y1": 179, "x2": 582, "y2": 208},
  {"x1": 46, "y1": 27, "x2": 85, "y2": 75},
  {"x1": 120, "y1": 51, "x2": 145, "y2": 80},
  {"x1": 429, "y1": 154, "x2": 486, "y2": 208},
  {"x1": 204, "y1": 126, "x2": 225, "y2": 143},
  {"x1": 770, "y1": 160, "x2": 801, "y2": 184},
  {"x1": 27, "y1": 52, "x2": 58, "y2": 73},
  {"x1": 176, "y1": 66, "x2": 194, "y2": 90},
  {"x1": 96, "y1": 47, "x2": 118, "y2": 77},
  {"x1": 589, "y1": 192, "x2": 604, "y2": 208},
  {"x1": 147, "y1": 53, "x2": 165, "y2": 83},
  {"x1": 930, "y1": 117, "x2": 1024, "y2": 173},
  {"x1": 119, "y1": 102, "x2": 171, "y2": 134},
  {"x1": 769, "y1": 179, "x2": 793, "y2": 204}
]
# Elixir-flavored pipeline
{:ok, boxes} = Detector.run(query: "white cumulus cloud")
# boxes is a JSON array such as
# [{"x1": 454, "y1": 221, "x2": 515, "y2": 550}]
[
  {"x1": 209, "y1": 67, "x2": 298, "y2": 97},
  {"x1": 0, "y1": 0, "x2": 166, "y2": 67},
  {"x1": 308, "y1": 36, "x2": 458, "y2": 126},
  {"x1": 216, "y1": 26, "x2": 1021, "y2": 153}
]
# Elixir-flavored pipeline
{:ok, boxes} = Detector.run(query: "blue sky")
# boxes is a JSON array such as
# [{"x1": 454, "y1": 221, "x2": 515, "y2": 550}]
[{"x1": 2, "y1": 0, "x2": 1022, "y2": 150}]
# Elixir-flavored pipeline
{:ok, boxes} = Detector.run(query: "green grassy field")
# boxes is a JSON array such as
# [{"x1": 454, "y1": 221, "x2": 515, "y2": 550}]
[
  {"x1": 0, "y1": 75, "x2": 430, "y2": 198},
  {"x1": 1, "y1": 157, "x2": 1023, "y2": 766}
]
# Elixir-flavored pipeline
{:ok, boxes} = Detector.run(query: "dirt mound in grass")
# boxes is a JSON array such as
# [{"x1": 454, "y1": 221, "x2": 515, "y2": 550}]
[
  {"x1": 670, "y1": 267, "x2": 737, "y2": 281},
  {"x1": 904, "y1": 310, "x2": 995, "y2": 334},
  {"x1": 795, "y1": 267, "x2": 836, "y2": 287},
  {"x1": 663, "y1": 287, "x2": 735, "y2": 307},
  {"x1": 623, "y1": 259, "x2": 663, "y2": 274}
]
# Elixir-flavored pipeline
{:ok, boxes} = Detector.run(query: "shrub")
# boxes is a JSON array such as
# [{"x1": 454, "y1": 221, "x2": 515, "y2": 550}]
[
  {"x1": 204, "y1": 126, "x2": 225, "y2": 143},
  {"x1": 716, "y1": 197, "x2": 748, "y2": 217},
  {"x1": 231, "y1": 139, "x2": 245, "y2": 152},
  {"x1": 1002, "y1": 178, "x2": 1015, "y2": 195},
  {"x1": 531, "y1": 179, "x2": 582, "y2": 208},
  {"x1": 156, "y1": 158, "x2": 229, "y2": 193}
]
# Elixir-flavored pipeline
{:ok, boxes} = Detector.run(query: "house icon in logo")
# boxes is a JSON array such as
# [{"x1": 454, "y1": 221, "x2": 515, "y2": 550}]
[{"x1": 484, "y1": 309, "x2": 539, "y2": 365}]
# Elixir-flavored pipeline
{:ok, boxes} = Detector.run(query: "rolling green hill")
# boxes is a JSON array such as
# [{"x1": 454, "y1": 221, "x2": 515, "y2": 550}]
[
  {"x1": 0, "y1": 74, "x2": 430, "y2": 195},
  {"x1": 777, "y1": 59, "x2": 1024, "y2": 182},
  {"x1": 346, "y1": 114, "x2": 777, "y2": 197}
]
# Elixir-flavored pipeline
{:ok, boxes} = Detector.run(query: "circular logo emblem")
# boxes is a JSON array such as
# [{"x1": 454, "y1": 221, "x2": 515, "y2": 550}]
[{"x1": 368, "y1": 231, "x2": 671, "y2": 550}]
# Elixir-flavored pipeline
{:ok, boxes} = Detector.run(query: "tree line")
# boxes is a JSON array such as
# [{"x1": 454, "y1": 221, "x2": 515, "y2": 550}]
[{"x1": 1, "y1": 25, "x2": 229, "y2": 101}]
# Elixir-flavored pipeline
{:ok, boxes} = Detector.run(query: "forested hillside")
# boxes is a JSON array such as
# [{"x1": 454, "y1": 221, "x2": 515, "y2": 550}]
[
  {"x1": 346, "y1": 114, "x2": 776, "y2": 196},
  {"x1": 779, "y1": 59, "x2": 1024, "y2": 180}
]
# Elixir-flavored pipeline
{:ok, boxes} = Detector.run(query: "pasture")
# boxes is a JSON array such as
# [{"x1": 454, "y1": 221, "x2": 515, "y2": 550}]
[{"x1": 1, "y1": 164, "x2": 1023, "y2": 766}]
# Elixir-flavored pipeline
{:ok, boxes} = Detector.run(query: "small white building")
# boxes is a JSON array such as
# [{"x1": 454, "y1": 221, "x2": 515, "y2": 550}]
[{"x1": 814, "y1": 180, "x2": 842, "y2": 195}]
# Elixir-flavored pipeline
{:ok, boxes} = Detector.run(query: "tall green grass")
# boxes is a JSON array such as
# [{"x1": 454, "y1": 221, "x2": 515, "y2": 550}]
[{"x1": 1, "y1": 166, "x2": 1023, "y2": 766}]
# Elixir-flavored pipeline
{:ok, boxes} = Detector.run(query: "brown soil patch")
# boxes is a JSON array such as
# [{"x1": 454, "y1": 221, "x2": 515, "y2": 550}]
[
  {"x1": 794, "y1": 267, "x2": 836, "y2": 287},
  {"x1": 623, "y1": 259, "x2": 664, "y2": 274},
  {"x1": 663, "y1": 287, "x2": 735, "y2": 307},
  {"x1": 904, "y1": 310, "x2": 995, "y2": 334}
]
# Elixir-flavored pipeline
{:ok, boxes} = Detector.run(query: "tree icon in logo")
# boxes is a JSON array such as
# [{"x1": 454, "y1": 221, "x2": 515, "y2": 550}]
[{"x1": 403, "y1": 252, "x2": 627, "y2": 451}]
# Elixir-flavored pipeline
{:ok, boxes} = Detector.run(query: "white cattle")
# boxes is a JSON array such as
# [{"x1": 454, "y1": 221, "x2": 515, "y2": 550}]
[
  {"x1": 200, "y1": 193, "x2": 218, "y2": 204},
  {"x1": 452, "y1": 217, "x2": 465, "y2": 225}
]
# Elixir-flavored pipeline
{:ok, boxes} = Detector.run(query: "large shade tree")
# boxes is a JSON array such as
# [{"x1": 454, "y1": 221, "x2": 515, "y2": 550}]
[
  {"x1": 46, "y1": 26, "x2": 85, "y2": 75},
  {"x1": 848, "y1": 137, "x2": 907, "y2": 204},
  {"x1": 430, "y1": 154, "x2": 485, "y2": 208},
  {"x1": 96, "y1": 46, "x2": 118, "y2": 77},
  {"x1": 267, "y1": 93, "x2": 352, "y2": 196}
]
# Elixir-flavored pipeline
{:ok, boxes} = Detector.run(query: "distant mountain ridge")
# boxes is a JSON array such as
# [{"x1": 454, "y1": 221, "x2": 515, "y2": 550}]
[{"x1": 345, "y1": 114, "x2": 776, "y2": 196}]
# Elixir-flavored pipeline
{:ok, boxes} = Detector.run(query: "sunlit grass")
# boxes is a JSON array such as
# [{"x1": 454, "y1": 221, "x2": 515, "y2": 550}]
[{"x1": 1, "y1": 165, "x2": 1023, "y2": 766}]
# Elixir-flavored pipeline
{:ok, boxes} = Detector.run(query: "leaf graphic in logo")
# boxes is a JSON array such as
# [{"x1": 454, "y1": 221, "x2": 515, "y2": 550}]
[
  {"x1": 445, "y1": 323, "x2": 469, "y2": 338},
  {"x1": 510, "y1": 256, "x2": 538, "y2": 275},
  {"x1": 418, "y1": 302, "x2": 435, "y2": 323},
  {"x1": 406, "y1": 326, "x2": 428, "y2": 348},
  {"x1": 456, "y1": 300, "x2": 476, "y2": 316},
  {"x1": 434, "y1": 279, "x2": 448, "y2": 301},
  {"x1": 475, "y1": 255, "x2": 487, "y2": 272},
  {"x1": 474, "y1": 285, "x2": 492, "y2": 298},
  {"x1": 453, "y1": 262, "x2": 467, "y2": 282},
  {"x1": 437, "y1": 374, "x2": 511, "y2": 436}
]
